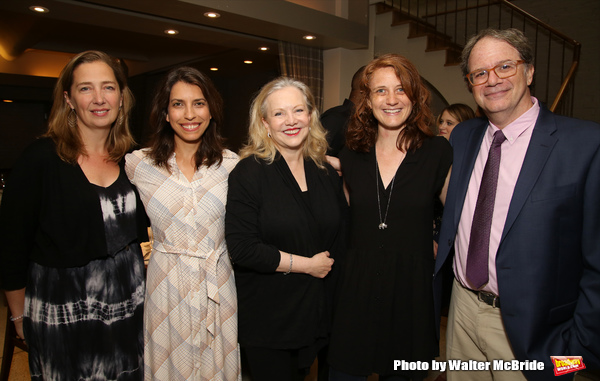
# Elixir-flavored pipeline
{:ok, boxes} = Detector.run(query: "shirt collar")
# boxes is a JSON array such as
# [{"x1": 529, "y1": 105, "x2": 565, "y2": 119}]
[{"x1": 487, "y1": 97, "x2": 540, "y2": 144}]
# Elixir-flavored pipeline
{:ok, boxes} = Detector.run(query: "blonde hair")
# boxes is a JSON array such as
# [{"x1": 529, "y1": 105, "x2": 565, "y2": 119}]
[
  {"x1": 46, "y1": 50, "x2": 135, "y2": 164},
  {"x1": 239, "y1": 77, "x2": 328, "y2": 168}
]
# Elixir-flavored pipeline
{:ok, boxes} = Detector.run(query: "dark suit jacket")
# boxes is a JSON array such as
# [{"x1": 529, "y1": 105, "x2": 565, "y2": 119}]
[
  {"x1": 320, "y1": 99, "x2": 354, "y2": 157},
  {"x1": 434, "y1": 104, "x2": 600, "y2": 380}
]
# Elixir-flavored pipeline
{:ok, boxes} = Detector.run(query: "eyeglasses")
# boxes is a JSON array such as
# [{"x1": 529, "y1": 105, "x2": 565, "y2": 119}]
[{"x1": 466, "y1": 60, "x2": 525, "y2": 86}]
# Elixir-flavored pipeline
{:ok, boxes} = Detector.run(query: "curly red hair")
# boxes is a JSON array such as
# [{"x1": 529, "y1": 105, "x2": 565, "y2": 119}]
[{"x1": 346, "y1": 54, "x2": 434, "y2": 153}]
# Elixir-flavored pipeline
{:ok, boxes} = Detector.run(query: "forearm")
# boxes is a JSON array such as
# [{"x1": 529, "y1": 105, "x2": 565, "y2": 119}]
[
  {"x1": 277, "y1": 251, "x2": 313, "y2": 274},
  {"x1": 277, "y1": 251, "x2": 333, "y2": 278}
]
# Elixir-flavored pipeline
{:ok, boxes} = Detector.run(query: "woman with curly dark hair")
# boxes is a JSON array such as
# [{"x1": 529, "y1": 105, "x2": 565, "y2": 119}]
[{"x1": 328, "y1": 54, "x2": 452, "y2": 381}]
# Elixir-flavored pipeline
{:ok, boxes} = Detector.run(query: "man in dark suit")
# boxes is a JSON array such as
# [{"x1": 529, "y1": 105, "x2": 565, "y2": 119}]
[
  {"x1": 320, "y1": 66, "x2": 364, "y2": 157},
  {"x1": 434, "y1": 28, "x2": 600, "y2": 380}
]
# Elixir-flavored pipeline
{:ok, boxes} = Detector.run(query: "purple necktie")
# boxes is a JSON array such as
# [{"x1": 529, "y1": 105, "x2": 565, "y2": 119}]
[{"x1": 466, "y1": 130, "x2": 506, "y2": 290}]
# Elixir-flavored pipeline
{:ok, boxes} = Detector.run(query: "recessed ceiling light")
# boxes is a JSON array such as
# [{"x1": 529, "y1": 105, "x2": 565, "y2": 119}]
[
  {"x1": 303, "y1": 35, "x2": 316, "y2": 40},
  {"x1": 29, "y1": 6, "x2": 49, "y2": 13},
  {"x1": 164, "y1": 29, "x2": 179, "y2": 35},
  {"x1": 259, "y1": 47, "x2": 270, "y2": 51},
  {"x1": 204, "y1": 12, "x2": 220, "y2": 18},
  {"x1": 210, "y1": 67, "x2": 219, "y2": 71},
  {"x1": 244, "y1": 60, "x2": 253, "y2": 64}
]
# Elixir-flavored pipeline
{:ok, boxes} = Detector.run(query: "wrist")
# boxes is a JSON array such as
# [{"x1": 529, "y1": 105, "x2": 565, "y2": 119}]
[
  {"x1": 283, "y1": 253, "x2": 293, "y2": 275},
  {"x1": 10, "y1": 314, "x2": 24, "y2": 322}
]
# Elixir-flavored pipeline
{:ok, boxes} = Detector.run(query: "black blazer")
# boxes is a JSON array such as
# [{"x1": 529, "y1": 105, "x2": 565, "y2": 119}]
[{"x1": 225, "y1": 154, "x2": 346, "y2": 353}]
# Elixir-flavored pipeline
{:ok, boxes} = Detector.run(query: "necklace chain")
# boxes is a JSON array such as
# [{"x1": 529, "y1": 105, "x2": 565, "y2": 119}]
[{"x1": 376, "y1": 159, "x2": 395, "y2": 230}]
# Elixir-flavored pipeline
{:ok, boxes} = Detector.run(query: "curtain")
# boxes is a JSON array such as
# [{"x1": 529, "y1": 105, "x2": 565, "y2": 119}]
[{"x1": 278, "y1": 41, "x2": 324, "y2": 112}]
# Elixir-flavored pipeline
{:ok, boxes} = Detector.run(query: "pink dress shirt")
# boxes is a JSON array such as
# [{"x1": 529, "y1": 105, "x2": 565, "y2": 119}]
[{"x1": 454, "y1": 98, "x2": 540, "y2": 296}]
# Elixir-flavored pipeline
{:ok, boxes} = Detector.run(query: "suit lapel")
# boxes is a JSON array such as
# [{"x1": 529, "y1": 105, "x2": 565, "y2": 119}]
[{"x1": 501, "y1": 108, "x2": 558, "y2": 241}]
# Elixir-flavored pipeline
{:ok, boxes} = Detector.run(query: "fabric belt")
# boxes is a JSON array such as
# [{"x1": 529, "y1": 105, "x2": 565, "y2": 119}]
[{"x1": 468, "y1": 288, "x2": 501, "y2": 308}]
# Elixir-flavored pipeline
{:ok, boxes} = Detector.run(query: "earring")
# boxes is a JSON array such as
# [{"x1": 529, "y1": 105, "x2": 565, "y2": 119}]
[
  {"x1": 68, "y1": 108, "x2": 77, "y2": 128},
  {"x1": 116, "y1": 109, "x2": 125, "y2": 127},
  {"x1": 267, "y1": 132, "x2": 271, "y2": 138}
]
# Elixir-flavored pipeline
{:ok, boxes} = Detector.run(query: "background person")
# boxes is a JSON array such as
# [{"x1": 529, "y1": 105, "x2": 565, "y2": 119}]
[
  {"x1": 0, "y1": 50, "x2": 147, "y2": 380},
  {"x1": 225, "y1": 77, "x2": 346, "y2": 381},
  {"x1": 327, "y1": 54, "x2": 452, "y2": 381},
  {"x1": 434, "y1": 103, "x2": 476, "y2": 246},
  {"x1": 436, "y1": 103, "x2": 475, "y2": 140},
  {"x1": 434, "y1": 28, "x2": 600, "y2": 381},
  {"x1": 125, "y1": 66, "x2": 241, "y2": 380},
  {"x1": 320, "y1": 66, "x2": 366, "y2": 157}
]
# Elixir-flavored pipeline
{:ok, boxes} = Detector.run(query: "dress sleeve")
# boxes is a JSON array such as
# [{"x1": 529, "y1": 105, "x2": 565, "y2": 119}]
[
  {"x1": 225, "y1": 158, "x2": 281, "y2": 273},
  {"x1": 124, "y1": 150, "x2": 142, "y2": 185},
  {"x1": 0, "y1": 142, "x2": 45, "y2": 290}
]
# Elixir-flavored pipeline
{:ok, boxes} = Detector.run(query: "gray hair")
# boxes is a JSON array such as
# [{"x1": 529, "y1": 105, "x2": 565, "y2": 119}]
[{"x1": 460, "y1": 28, "x2": 535, "y2": 83}]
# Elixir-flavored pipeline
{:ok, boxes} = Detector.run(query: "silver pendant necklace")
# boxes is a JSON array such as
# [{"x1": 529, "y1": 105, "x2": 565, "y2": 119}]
[{"x1": 376, "y1": 158, "x2": 395, "y2": 230}]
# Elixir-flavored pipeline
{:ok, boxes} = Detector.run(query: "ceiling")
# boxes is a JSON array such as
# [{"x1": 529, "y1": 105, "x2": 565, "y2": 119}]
[{"x1": 0, "y1": 0, "x2": 369, "y2": 85}]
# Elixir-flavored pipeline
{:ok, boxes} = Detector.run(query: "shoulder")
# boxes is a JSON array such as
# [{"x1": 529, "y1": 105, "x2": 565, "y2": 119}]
[
  {"x1": 222, "y1": 149, "x2": 239, "y2": 160},
  {"x1": 230, "y1": 155, "x2": 266, "y2": 177},
  {"x1": 531, "y1": 109, "x2": 600, "y2": 155},
  {"x1": 339, "y1": 145, "x2": 365, "y2": 162},
  {"x1": 549, "y1": 112, "x2": 600, "y2": 139},
  {"x1": 12, "y1": 137, "x2": 60, "y2": 174},
  {"x1": 125, "y1": 148, "x2": 151, "y2": 169},
  {"x1": 219, "y1": 149, "x2": 240, "y2": 171},
  {"x1": 453, "y1": 117, "x2": 487, "y2": 135},
  {"x1": 321, "y1": 105, "x2": 346, "y2": 120},
  {"x1": 339, "y1": 146, "x2": 372, "y2": 182},
  {"x1": 429, "y1": 135, "x2": 453, "y2": 159},
  {"x1": 124, "y1": 148, "x2": 158, "y2": 180},
  {"x1": 449, "y1": 117, "x2": 487, "y2": 147},
  {"x1": 425, "y1": 135, "x2": 452, "y2": 152},
  {"x1": 22, "y1": 137, "x2": 58, "y2": 161}
]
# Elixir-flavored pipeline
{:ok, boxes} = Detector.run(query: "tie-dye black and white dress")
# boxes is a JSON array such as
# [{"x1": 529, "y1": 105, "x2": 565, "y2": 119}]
[{"x1": 23, "y1": 169, "x2": 145, "y2": 381}]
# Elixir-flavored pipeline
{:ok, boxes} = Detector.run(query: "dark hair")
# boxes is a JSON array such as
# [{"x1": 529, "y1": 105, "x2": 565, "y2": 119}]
[
  {"x1": 147, "y1": 66, "x2": 225, "y2": 170},
  {"x1": 346, "y1": 54, "x2": 434, "y2": 153},
  {"x1": 461, "y1": 28, "x2": 535, "y2": 87},
  {"x1": 46, "y1": 50, "x2": 134, "y2": 164}
]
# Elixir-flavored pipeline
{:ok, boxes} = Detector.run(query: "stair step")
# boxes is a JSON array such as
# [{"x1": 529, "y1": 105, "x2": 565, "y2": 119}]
[{"x1": 376, "y1": 3, "x2": 463, "y2": 66}]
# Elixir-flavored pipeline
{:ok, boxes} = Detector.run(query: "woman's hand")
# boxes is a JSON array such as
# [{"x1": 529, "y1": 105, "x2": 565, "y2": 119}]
[
  {"x1": 308, "y1": 251, "x2": 334, "y2": 278},
  {"x1": 326, "y1": 155, "x2": 342, "y2": 176}
]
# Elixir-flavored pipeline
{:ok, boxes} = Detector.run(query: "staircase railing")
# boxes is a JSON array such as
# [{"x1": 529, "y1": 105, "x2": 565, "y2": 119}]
[{"x1": 381, "y1": 0, "x2": 580, "y2": 116}]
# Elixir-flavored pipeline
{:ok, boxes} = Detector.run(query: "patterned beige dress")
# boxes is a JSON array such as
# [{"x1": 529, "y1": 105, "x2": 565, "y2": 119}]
[{"x1": 125, "y1": 149, "x2": 241, "y2": 381}]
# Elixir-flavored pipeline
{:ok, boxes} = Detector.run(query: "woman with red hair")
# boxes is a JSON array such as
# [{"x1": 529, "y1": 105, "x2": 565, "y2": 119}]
[{"x1": 328, "y1": 54, "x2": 452, "y2": 381}]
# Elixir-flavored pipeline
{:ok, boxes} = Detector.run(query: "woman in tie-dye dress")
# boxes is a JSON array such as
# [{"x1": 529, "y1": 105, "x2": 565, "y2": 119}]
[
  {"x1": 0, "y1": 50, "x2": 146, "y2": 380},
  {"x1": 126, "y1": 66, "x2": 241, "y2": 381}
]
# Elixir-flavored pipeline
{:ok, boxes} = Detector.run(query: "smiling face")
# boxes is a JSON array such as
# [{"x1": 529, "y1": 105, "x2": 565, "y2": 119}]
[
  {"x1": 167, "y1": 81, "x2": 212, "y2": 149},
  {"x1": 262, "y1": 86, "x2": 310, "y2": 156},
  {"x1": 368, "y1": 66, "x2": 413, "y2": 131},
  {"x1": 438, "y1": 110, "x2": 459, "y2": 139},
  {"x1": 468, "y1": 37, "x2": 534, "y2": 128},
  {"x1": 65, "y1": 61, "x2": 122, "y2": 132}
]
